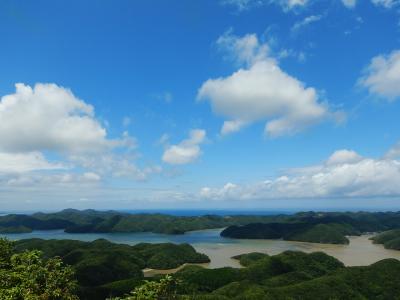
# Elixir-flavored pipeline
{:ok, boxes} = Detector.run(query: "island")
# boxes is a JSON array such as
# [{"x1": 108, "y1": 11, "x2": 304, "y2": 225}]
[
  {"x1": 220, "y1": 211, "x2": 400, "y2": 244},
  {"x1": 370, "y1": 229, "x2": 400, "y2": 250}
]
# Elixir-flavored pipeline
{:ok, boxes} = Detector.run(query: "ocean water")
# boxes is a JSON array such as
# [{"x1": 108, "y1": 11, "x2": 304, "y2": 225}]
[{"x1": 3, "y1": 228, "x2": 400, "y2": 268}]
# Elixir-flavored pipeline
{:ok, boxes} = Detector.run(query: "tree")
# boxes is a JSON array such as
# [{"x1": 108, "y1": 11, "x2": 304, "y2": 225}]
[
  {"x1": 109, "y1": 275, "x2": 181, "y2": 300},
  {"x1": 0, "y1": 238, "x2": 79, "y2": 300}
]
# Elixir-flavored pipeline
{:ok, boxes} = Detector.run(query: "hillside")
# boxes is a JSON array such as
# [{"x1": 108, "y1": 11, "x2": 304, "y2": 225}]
[
  {"x1": 171, "y1": 251, "x2": 400, "y2": 300},
  {"x1": 14, "y1": 238, "x2": 210, "y2": 299},
  {"x1": 220, "y1": 212, "x2": 400, "y2": 244},
  {"x1": 0, "y1": 209, "x2": 287, "y2": 234},
  {"x1": 371, "y1": 229, "x2": 400, "y2": 250},
  {"x1": 4, "y1": 237, "x2": 400, "y2": 300}
]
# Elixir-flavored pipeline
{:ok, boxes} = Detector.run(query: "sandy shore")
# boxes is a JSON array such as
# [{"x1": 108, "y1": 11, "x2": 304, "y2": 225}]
[{"x1": 143, "y1": 263, "x2": 210, "y2": 277}]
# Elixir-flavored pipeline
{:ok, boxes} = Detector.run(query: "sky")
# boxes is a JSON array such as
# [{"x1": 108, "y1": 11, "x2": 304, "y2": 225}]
[{"x1": 1, "y1": 0, "x2": 400, "y2": 211}]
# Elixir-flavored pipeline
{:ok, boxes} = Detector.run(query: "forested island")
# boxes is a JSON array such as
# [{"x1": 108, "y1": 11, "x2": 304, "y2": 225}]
[
  {"x1": 371, "y1": 229, "x2": 400, "y2": 250},
  {"x1": 0, "y1": 208, "x2": 286, "y2": 234},
  {"x1": 218, "y1": 211, "x2": 400, "y2": 244},
  {"x1": 2, "y1": 237, "x2": 400, "y2": 299},
  {"x1": 2, "y1": 209, "x2": 400, "y2": 245}
]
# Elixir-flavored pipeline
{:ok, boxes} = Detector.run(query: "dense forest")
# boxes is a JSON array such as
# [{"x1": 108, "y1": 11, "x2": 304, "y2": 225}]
[
  {"x1": 0, "y1": 209, "x2": 287, "y2": 234},
  {"x1": 371, "y1": 229, "x2": 400, "y2": 250},
  {"x1": 220, "y1": 211, "x2": 400, "y2": 244},
  {"x1": 13, "y1": 238, "x2": 209, "y2": 299},
  {"x1": 2, "y1": 237, "x2": 400, "y2": 299},
  {"x1": 2, "y1": 210, "x2": 400, "y2": 245}
]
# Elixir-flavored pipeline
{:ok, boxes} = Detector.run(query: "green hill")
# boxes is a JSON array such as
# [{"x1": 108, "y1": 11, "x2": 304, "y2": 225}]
[
  {"x1": 371, "y1": 229, "x2": 400, "y2": 250},
  {"x1": 14, "y1": 238, "x2": 210, "y2": 299},
  {"x1": 173, "y1": 251, "x2": 400, "y2": 300}
]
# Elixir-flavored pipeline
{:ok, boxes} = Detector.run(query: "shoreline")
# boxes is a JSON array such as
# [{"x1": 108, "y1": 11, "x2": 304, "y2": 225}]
[
  {"x1": 3, "y1": 230, "x2": 400, "y2": 270},
  {"x1": 143, "y1": 262, "x2": 211, "y2": 277}
]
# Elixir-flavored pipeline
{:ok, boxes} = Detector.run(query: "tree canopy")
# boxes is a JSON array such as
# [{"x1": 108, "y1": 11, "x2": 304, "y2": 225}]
[{"x1": 0, "y1": 238, "x2": 78, "y2": 300}]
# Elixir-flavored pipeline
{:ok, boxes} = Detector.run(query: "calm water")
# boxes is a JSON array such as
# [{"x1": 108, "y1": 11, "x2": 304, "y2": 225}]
[{"x1": 3, "y1": 228, "x2": 400, "y2": 268}]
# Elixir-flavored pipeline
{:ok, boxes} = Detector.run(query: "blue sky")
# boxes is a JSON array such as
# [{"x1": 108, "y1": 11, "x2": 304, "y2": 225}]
[{"x1": 1, "y1": 0, "x2": 400, "y2": 211}]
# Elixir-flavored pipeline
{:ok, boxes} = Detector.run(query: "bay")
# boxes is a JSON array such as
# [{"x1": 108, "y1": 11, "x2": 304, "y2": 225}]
[{"x1": 2, "y1": 228, "x2": 400, "y2": 268}]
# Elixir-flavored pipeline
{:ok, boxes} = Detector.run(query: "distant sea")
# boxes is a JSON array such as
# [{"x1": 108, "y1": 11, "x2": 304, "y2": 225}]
[
  {"x1": 0, "y1": 208, "x2": 393, "y2": 217},
  {"x1": 0, "y1": 209, "x2": 297, "y2": 217},
  {"x1": 119, "y1": 209, "x2": 297, "y2": 216}
]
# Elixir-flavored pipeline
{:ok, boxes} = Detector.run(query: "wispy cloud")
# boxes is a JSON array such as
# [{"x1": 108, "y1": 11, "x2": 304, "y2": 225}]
[
  {"x1": 221, "y1": 0, "x2": 308, "y2": 12},
  {"x1": 291, "y1": 15, "x2": 323, "y2": 33}
]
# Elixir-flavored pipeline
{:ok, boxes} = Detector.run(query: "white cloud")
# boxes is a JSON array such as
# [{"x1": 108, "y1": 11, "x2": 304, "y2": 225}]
[
  {"x1": 359, "y1": 50, "x2": 400, "y2": 100},
  {"x1": 221, "y1": 0, "x2": 255, "y2": 11},
  {"x1": 162, "y1": 129, "x2": 206, "y2": 165},
  {"x1": 2, "y1": 172, "x2": 102, "y2": 188},
  {"x1": 69, "y1": 153, "x2": 161, "y2": 181},
  {"x1": 278, "y1": 49, "x2": 307, "y2": 63},
  {"x1": 200, "y1": 182, "x2": 238, "y2": 199},
  {"x1": 198, "y1": 32, "x2": 335, "y2": 137},
  {"x1": 385, "y1": 142, "x2": 400, "y2": 159},
  {"x1": 82, "y1": 172, "x2": 101, "y2": 181},
  {"x1": 216, "y1": 31, "x2": 269, "y2": 66},
  {"x1": 0, "y1": 83, "x2": 158, "y2": 183},
  {"x1": 291, "y1": 15, "x2": 323, "y2": 32},
  {"x1": 286, "y1": 0, "x2": 307, "y2": 9},
  {"x1": 200, "y1": 149, "x2": 400, "y2": 200},
  {"x1": 0, "y1": 152, "x2": 66, "y2": 174},
  {"x1": 326, "y1": 149, "x2": 363, "y2": 165},
  {"x1": 0, "y1": 83, "x2": 120, "y2": 154},
  {"x1": 371, "y1": 0, "x2": 399, "y2": 8},
  {"x1": 342, "y1": 0, "x2": 357, "y2": 8},
  {"x1": 122, "y1": 117, "x2": 131, "y2": 127},
  {"x1": 221, "y1": 0, "x2": 308, "y2": 11},
  {"x1": 221, "y1": 120, "x2": 249, "y2": 135}
]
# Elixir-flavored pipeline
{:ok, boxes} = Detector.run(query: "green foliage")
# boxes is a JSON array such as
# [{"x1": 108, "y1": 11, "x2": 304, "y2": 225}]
[
  {"x1": 0, "y1": 238, "x2": 14, "y2": 268},
  {"x1": 371, "y1": 229, "x2": 400, "y2": 250},
  {"x1": 11, "y1": 235, "x2": 397, "y2": 300},
  {"x1": 222, "y1": 222, "x2": 353, "y2": 244},
  {"x1": 261, "y1": 271, "x2": 314, "y2": 287},
  {"x1": 175, "y1": 266, "x2": 242, "y2": 292},
  {"x1": 284, "y1": 224, "x2": 350, "y2": 244},
  {"x1": 102, "y1": 278, "x2": 142, "y2": 295},
  {"x1": 0, "y1": 226, "x2": 32, "y2": 233},
  {"x1": 14, "y1": 238, "x2": 210, "y2": 299},
  {"x1": 171, "y1": 251, "x2": 348, "y2": 299},
  {"x1": 0, "y1": 238, "x2": 78, "y2": 300},
  {"x1": 3, "y1": 209, "x2": 400, "y2": 238},
  {"x1": 132, "y1": 243, "x2": 210, "y2": 269},
  {"x1": 109, "y1": 275, "x2": 181, "y2": 300},
  {"x1": 212, "y1": 280, "x2": 266, "y2": 299},
  {"x1": 232, "y1": 252, "x2": 269, "y2": 267},
  {"x1": 0, "y1": 209, "x2": 400, "y2": 244}
]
